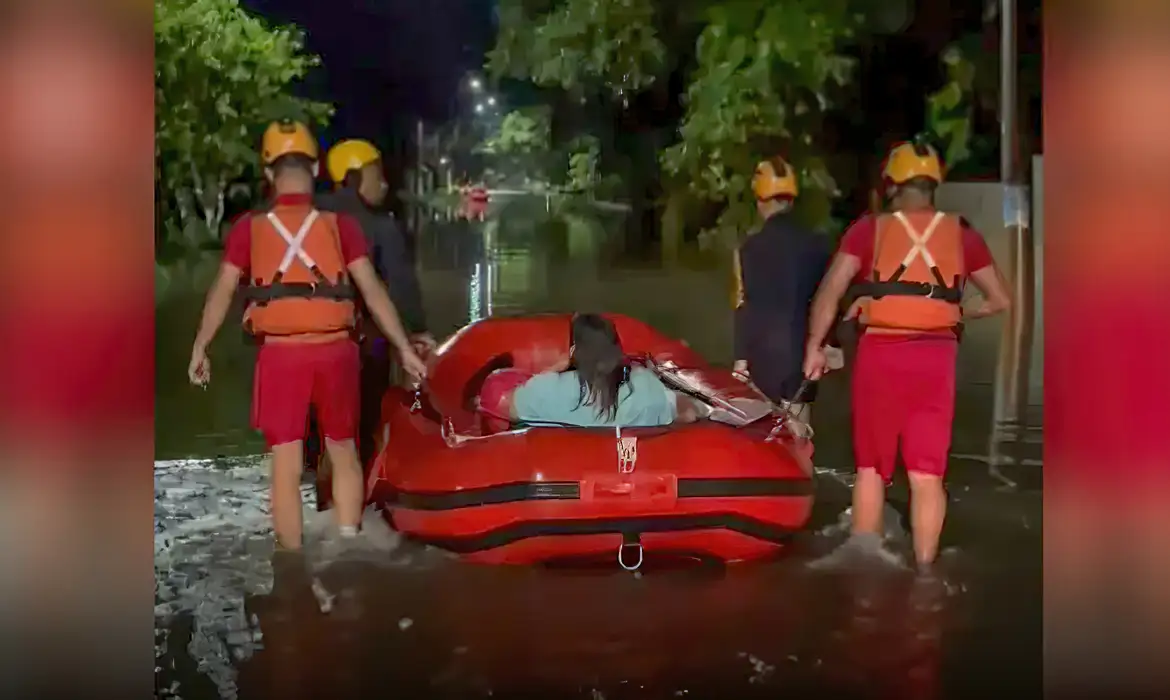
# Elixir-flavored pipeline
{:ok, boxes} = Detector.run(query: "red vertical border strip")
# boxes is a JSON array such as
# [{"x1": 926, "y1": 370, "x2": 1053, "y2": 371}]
[
  {"x1": 1045, "y1": 4, "x2": 1170, "y2": 696},
  {"x1": 0, "y1": 2, "x2": 154, "y2": 697}
]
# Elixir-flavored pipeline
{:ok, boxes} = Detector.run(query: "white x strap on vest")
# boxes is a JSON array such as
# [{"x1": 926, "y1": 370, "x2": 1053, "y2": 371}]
[
  {"x1": 267, "y1": 209, "x2": 321, "y2": 275},
  {"x1": 892, "y1": 210, "x2": 945, "y2": 271}
]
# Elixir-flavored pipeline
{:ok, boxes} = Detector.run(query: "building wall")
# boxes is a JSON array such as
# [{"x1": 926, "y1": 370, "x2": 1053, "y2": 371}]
[{"x1": 934, "y1": 172, "x2": 1043, "y2": 409}]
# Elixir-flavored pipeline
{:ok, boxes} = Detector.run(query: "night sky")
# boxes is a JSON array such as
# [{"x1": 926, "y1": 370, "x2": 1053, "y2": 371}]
[{"x1": 244, "y1": 0, "x2": 496, "y2": 145}]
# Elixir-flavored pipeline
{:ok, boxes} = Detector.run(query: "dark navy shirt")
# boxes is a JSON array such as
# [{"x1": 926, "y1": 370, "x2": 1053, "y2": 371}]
[
  {"x1": 316, "y1": 188, "x2": 427, "y2": 334},
  {"x1": 733, "y1": 213, "x2": 831, "y2": 403}
]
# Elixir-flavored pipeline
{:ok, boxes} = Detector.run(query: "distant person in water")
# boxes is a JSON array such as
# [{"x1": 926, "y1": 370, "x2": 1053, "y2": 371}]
[
  {"x1": 480, "y1": 314, "x2": 701, "y2": 429},
  {"x1": 732, "y1": 154, "x2": 841, "y2": 421}
]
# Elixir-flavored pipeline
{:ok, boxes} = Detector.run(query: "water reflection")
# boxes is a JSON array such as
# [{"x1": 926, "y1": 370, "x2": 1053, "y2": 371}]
[
  {"x1": 223, "y1": 468, "x2": 1039, "y2": 700},
  {"x1": 155, "y1": 202, "x2": 1041, "y2": 699}
]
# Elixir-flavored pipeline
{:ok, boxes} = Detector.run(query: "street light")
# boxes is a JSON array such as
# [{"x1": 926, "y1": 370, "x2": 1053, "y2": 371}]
[
  {"x1": 474, "y1": 103, "x2": 485, "y2": 114},
  {"x1": 469, "y1": 77, "x2": 482, "y2": 91},
  {"x1": 486, "y1": 96, "x2": 497, "y2": 107}
]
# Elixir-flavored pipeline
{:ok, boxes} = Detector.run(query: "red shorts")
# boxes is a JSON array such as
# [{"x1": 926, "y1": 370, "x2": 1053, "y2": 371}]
[
  {"x1": 851, "y1": 334, "x2": 957, "y2": 482},
  {"x1": 252, "y1": 340, "x2": 360, "y2": 447},
  {"x1": 478, "y1": 369, "x2": 532, "y2": 432}
]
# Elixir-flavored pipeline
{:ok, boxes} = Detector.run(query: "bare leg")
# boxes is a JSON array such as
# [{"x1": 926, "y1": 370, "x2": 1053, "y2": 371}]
[
  {"x1": 324, "y1": 438, "x2": 364, "y2": 533},
  {"x1": 907, "y1": 472, "x2": 947, "y2": 566},
  {"x1": 809, "y1": 467, "x2": 902, "y2": 569},
  {"x1": 851, "y1": 467, "x2": 886, "y2": 536},
  {"x1": 269, "y1": 442, "x2": 306, "y2": 549}
]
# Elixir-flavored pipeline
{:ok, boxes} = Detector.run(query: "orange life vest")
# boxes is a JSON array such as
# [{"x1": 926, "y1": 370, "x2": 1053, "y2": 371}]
[
  {"x1": 856, "y1": 210, "x2": 964, "y2": 333},
  {"x1": 242, "y1": 204, "x2": 357, "y2": 339}
]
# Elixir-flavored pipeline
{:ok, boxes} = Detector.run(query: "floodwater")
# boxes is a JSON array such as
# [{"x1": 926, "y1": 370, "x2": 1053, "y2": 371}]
[{"x1": 154, "y1": 200, "x2": 1042, "y2": 699}]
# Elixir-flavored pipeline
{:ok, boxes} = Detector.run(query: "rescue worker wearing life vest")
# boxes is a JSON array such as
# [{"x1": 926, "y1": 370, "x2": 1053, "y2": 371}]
[
  {"x1": 803, "y1": 137, "x2": 1010, "y2": 573},
  {"x1": 317, "y1": 138, "x2": 434, "y2": 470},
  {"x1": 187, "y1": 120, "x2": 427, "y2": 553},
  {"x1": 731, "y1": 155, "x2": 834, "y2": 423}
]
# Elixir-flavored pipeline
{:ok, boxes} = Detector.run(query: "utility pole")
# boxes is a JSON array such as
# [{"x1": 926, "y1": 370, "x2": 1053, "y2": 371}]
[
  {"x1": 412, "y1": 119, "x2": 425, "y2": 232},
  {"x1": 989, "y1": 0, "x2": 1035, "y2": 467}
]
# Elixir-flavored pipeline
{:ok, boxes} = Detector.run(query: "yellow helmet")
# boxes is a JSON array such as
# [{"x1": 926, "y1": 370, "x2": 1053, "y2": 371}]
[
  {"x1": 752, "y1": 157, "x2": 798, "y2": 200},
  {"x1": 883, "y1": 141, "x2": 943, "y2": 184},
  {"x1": 261, "y1": 120, "x2": 318, "y2": 164},
  {"x1": 326, "y1": 139, "x2": 382, "y2": 183}
]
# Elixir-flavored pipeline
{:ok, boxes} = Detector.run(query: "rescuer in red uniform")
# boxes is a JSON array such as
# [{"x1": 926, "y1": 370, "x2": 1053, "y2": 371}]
[
  {"x1": 187, "y1": 120, "x2": 427, "y2": 552},
  {"x1": 804, "y1": 138, "x2": 1010, "y2": 573}
]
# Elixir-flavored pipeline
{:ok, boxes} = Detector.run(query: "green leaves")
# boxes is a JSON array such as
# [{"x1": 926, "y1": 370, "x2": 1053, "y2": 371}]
[
  {"x1": 488, "y1": 0, "x2": 666, "y2": 97},
  {"x1": 662, "y1": 0, "x2": 865, "y2": 240},
  {"x1": 924, "y1": 35, "x2": 987, "y2": 173},
  {"x1": 475, "y1": 107, "x2": 554, "y2": 184},
  {"x1": 155, "y1": 0, "x2": 333, "y2": 246},
  {"x1": 476, "y1": 108, "x2": 552, "y2": 156},
  {"x1": 485, "y1": 0, "x2": 872, "y2": 244}
]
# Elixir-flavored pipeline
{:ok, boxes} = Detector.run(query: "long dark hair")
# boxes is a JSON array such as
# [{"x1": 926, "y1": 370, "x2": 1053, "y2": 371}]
[{"x1": 568, "y1": 313, "x2": 629, "y2": 421}]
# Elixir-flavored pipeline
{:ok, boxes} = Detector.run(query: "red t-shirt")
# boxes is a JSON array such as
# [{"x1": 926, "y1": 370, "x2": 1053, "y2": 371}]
[
  {"x1": 836, "y1": 212, "x2": 994, "y2": 278},
  {"x1": 836, "y1": 212, "x2": 995, "y2": 342},
  {"x1": 222, "y1": 193, "x2": 368, "y2": 272}
]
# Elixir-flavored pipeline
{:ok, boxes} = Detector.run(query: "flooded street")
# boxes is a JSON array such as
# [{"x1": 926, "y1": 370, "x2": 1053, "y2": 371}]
[{"x1": 155, "y1": 203, "x2": 1041, "y2": 699}]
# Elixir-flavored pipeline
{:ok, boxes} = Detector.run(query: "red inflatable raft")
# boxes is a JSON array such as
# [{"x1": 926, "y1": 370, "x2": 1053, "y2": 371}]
[{"x1": 365, "y1": 314, "x2": 815, "y2": 566}]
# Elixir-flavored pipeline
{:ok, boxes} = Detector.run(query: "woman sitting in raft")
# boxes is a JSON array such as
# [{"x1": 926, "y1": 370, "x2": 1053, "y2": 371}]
[{"x1": 479, "y1": 313, "x2": 702, "y2": 430}]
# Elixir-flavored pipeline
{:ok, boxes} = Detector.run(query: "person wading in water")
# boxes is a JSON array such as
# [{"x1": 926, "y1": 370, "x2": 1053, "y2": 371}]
[
  {"x1": 732, "y1": 155, "x2": 841, "y2": 423},
  {"x1": 299, "y1": 138, "x2": 435, "y2": 497},
  {"x1": 803, "y1": 137, "x2": 1010, "y2": 574},
  {"x1": 187, "y1": 120, "x2": 427, "y2": 554}
]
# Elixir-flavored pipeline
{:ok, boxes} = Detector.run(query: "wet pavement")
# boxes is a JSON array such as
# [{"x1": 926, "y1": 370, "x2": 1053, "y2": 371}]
[{"x1": 154, "y1": 203, "x2": 1042, "y2": 699}]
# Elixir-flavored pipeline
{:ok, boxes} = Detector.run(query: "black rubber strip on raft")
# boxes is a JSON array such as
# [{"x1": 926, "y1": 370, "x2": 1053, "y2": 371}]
[
  {"x1": 676, "y1": 477, "x2": 813, "y2": 499},
  {"x1": 388, "y1": 477, "x2": 813, "y2": 511},
  {"x1": 399, "y1": 513, "x2": 803, "y2": 554},
  {"x1": 392, "y1": 481, "x2": 581, "y2": 511}
]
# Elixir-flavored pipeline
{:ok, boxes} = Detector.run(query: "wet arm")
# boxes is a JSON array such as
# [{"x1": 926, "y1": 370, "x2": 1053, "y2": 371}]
[
  {"x1": 348, "y1": 257, "x2": 413, "y2": 353},
  {"x1": 965, "y1": 265, "x2": 1012, "y2": 319},
  {"x1": 193, "y1": 263, "x2": 242, "y2": 351},
  {"x1": 807, "y1": 253, "x2": 860, "y2": 349},
  {"x1": 731, "y1": 248, "x2": 749, "y2": 367}
]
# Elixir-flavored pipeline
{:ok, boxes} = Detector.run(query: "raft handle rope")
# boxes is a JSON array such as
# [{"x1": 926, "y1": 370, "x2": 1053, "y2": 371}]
[
  {"x1": 615, "y1": 425, "x2": 637, "y2": 474},
  {"x1": 441, "y1": 416, "x2": 532, "y2": 447},
  {"x1": 617, "y1": 541, "x2": 644, "y2": 571}
]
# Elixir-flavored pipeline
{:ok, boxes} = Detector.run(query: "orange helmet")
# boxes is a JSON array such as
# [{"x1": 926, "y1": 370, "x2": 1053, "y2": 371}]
[
  {"x1": 883, "y1": 141, "x2": 943, "y2": 184},
  {"x1": 752, "y1": 157, "x2": 798, "y2": 200},
  {"x1": 261, "y1": 120, "x2": 318, "y2": 165}
]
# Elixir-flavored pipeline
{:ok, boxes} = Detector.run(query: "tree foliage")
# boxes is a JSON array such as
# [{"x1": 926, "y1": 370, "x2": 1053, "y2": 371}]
[
  {"x1": 488, "y1": 0, "x2": 667, "y2": 101},
  {"x1": 155, "y1": 0, "x2": 332, "y2": 250},
  {"x1": 661, "y1": 1, "x2": 866, "y2": 236},
  {"x1": 926, "y1": 42, "x2": 978, "y2": 170},
  {"x1": 476, "y1": 108, "x2": 552, "y2": 156},
  {"x1": 475, "y1": 107, "x2": 553, "y2": 185},
  {"x1": 565, "y1": 135, "x2": 601, "y2": 192},
  {"x1": 486, "y1": 0, "x2": 872, "y2": 242},
  {"x1": 926, "y1": 30, "x2": 1042, "y2": 178}
]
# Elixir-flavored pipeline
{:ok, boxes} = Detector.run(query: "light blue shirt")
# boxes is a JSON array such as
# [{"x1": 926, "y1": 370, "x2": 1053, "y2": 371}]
[{"x1": 512, "y1": 367, "x2": 677, "y2": 428}]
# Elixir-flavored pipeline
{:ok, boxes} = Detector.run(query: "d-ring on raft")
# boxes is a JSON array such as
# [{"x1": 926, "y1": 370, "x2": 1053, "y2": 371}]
[{"x1": 618, "y1": 541, "x2": 644, "y2": 571}]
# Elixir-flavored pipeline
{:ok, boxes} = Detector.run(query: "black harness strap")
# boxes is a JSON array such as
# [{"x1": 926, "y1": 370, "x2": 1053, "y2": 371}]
[
  {"x1": 244, "y1": 280, "x2": 357, "y2": 304},
  {"x1": 851, "y1": 278, "x2": 963, "y2": 304}
]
